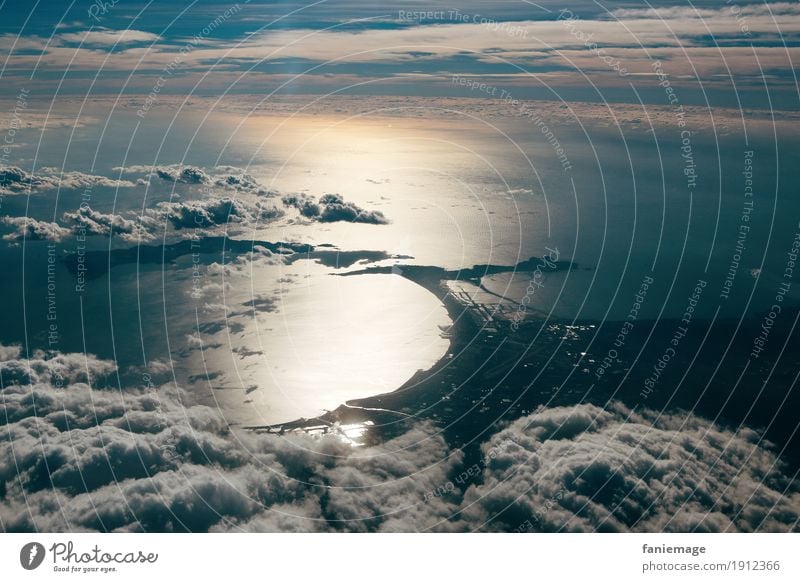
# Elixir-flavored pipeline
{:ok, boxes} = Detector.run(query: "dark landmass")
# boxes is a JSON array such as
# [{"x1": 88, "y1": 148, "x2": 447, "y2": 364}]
[
  {"x1": 337, "y1": 256, "x2": 576, "y2": 298},
  {"x1": 61, "y1": 236, "x2": 409, "y2": 279},
  {"x1": 61, "y1": 237, "x2": 799, "y2": 475},
  {"x1": 248, "y1": 255, "x2": 800, "y2": 476},
  {"x1": 307, "y1": 249, "x2": 412, "y2": 268}
]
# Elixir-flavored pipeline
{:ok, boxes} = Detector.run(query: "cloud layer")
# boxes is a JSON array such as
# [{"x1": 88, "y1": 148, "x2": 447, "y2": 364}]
[
  {"x1": 459, "y1": 403, "x2": 800, "y2": 532},
  {"x1": 1, "y1": 164, "x2": 387, "y2": 245},
  {"x1": 2, "y1": 343, "x2": 797, "y2": 533},
  {"x1": 3, "y1": 2, "x2": 798, "y2": 95},
  {"x1": 0, "y1": 343, "x2": 461, "y2": 532}
]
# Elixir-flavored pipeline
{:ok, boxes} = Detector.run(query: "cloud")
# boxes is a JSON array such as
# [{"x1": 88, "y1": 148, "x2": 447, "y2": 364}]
[
  {"x1": 184, "y1": 333, "x2": 205, "y2": 349},
  {"x1": 3, "y1": 190, "x2": 285, "y2": 249},
  {"x1": 2, "y1": 342, "x2": 796, "y2": 533},
  {"x1": 0, "y1": 167, "x2": 35, "y2": 191},
  {"x1": 158, "y1": 198, "x2": 249, "y2": 229},
  {"x1": 240, "y1": 294, "x2": 278, "y2": 313},
  {"x1": 126, "y1": 358, "x2": 172, "y2": 380},
  {"x1": 315, "y1": 427, "x2": 464, "y2": 533},
  {"x1": 119, "y1": 165, "x2": 275, "y2": 195},
  {"x1": 175, "y1": 14, "x2": 800, "y2": 74},
  {"x1": 457, "y1": 403, "x2": 800, "y2": 532},
  {"x1": 214, "y1": 171, "x2": 276, "y2": 196},
  {"x1": 0, "y1": 166, "x2": 138, "y2": 194},
  {"x1": 281, "y1": 192, "x2": 388, "y2": 225},
  {"x1": 254, "y1": 202, "x2": 285, "y2": 222},
  {"x1": 1, "y1": 217, "x2": 70, "y2": 242},
  {"x1": 0, "y1": 164, "x2": 300, "y2": 246},
  {"x1": 3, "y1": 7, "x2": 799, "y2": 96},
  {"x1": 281, "y1": 193, "x2": 321, "y2": 218},
  {"x1": 318, "y1": 193, "x2": 389, "y2": 225},
  {"x1": 0, "y1": 342, "x2": 461, "y2": 532},
  {"x1": 58, "y1": 29, "x2": 161, "y2": 46},
  {"x1": 2, "y1": 197, "x2": 286, "y2": 250},
  {"x1": 62, "y1": 206, "x2": 156, "y2": 242},
  {"x1": 610, "y1": 3, "x2": 800, "y2": 20},
  {"x1": 0, "y1": 346, "x2": 116, "y2": 388},
  {"x1": 155, "y1": 166, "x2": 210, "y2": 185}
]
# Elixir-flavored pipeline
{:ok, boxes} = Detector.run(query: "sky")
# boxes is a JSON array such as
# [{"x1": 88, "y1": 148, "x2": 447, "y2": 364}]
[{"x1": 0, "y1": 0, "x2": 798, "y2": 108}]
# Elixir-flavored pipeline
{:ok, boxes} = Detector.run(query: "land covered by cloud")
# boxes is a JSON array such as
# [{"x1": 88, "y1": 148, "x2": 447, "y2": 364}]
[
  {"x1": 1, "y1": 344, "x2": 797, "y2": 532},
  {"x1": 459, "y1": 403, "x2": 799, "y2": 532},
  {"x1": 0, "y1": 164, "x2": 388, "y2": 244}
]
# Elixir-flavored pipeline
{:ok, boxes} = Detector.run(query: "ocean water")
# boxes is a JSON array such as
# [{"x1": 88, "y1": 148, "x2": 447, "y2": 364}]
[{"x1": 2, "y1": 102, "x2": 799, "y2": 427}]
